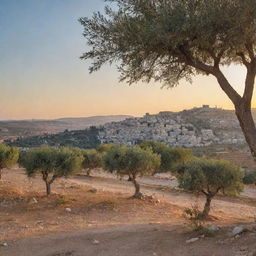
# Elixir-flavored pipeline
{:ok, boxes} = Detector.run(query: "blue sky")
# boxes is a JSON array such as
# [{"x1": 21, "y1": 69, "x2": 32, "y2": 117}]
[{"x1": 0, "y1": 0, "x2": 250, "y2": 120}]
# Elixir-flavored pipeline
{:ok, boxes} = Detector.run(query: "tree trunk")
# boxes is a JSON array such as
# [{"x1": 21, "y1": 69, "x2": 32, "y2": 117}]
[
  {"x1": 127, "y1": 174, "x2": 132, "y2": 182},
  {"x1": 0, "y1": 169, "x2": 2, "y2": 180},
  {"x1": 235, "y1": 104, "x2": 256, "y2": 158},
  {"x1": 86, "y1": 169, "x2": 91, "y2": 176},
  {"x1": 202, "y1": 195, "x2": 213, "y2": 218},
  {"x1": 45, "y1": 181, "x2": 51, "y2": 196},
  {"x1": 213, "y1": 65, "x2": 256, "y2": 159},
  {"x1": 132, "y1": 178, "x2": 142, "y2": 198}
]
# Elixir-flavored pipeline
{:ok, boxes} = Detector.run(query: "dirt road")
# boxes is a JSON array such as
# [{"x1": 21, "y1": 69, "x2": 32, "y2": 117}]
[
  {"x1": 71, "y1": 171, "x2": 256, "y2": 221},
  {"x1": 1, "y1": 169, "x2": 256, "y2": 256},
  {"x1": 2, "y1": 224, "x2": 256, "y2": 256}
]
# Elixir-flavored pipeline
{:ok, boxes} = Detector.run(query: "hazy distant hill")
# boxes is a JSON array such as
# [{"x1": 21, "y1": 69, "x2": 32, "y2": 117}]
[
  {"x1": 7, "y1": 106, "x2": 256, "y2": 151},
  {"x1": 0, "y1": 115, "x2": 131, "y2": 141},
  {"x1": 7, "y1": 126, "x2": 102, "y2": 149},
  {"x1": 55, "y1": 115, "x2": 133, "y2": 130}
]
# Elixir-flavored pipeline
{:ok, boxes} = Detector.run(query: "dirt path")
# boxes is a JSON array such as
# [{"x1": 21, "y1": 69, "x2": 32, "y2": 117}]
[
  {"x1": 2, "y1": 224, "x2": 256, "y2": 256},
  {"x1": 1, "y1": 169, "x2": 256, "y2": 256},
  {"x1": 71, "y1": 171, "x2": 256, "y2": 221}
]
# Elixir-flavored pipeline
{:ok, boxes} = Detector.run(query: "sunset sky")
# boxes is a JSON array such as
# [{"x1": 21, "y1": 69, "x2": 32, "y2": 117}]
[{"x1": 0, "y1": 0, "x2": 254, "y2": 120}]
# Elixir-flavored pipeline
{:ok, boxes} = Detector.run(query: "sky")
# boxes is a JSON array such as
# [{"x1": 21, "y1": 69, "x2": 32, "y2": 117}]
[{"x1": 0, "y1": 0, "x2": 254, "y2": 120}]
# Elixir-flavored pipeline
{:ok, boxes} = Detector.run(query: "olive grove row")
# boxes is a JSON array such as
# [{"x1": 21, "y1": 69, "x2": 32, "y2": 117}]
[{"x1": 0, "y1": 142, "x2": 244, "y2": 218}]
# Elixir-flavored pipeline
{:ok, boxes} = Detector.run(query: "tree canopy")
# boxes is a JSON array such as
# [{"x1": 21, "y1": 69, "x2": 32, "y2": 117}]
[
  {"x1": 176, "y1": 158, "x2": 243, "y2": 217},
  {"x1": 103, "y1": 145, "x2": 127, "y2": 174},
  {"x1": 80, "y1": 0, "x2": 256, "y2": 158},
  {"x1": 81, "y1": 149, "x2": 103, "y2": 176},
  {"x1": 80, "y1": 0, "x2": 256, "y2": 86},
  {"x1": 19, "y1": 147, "x2": 83, "y2": 195},
  {"x1": 139, "y1": 141, "x2": 193, "y2": 173},
  {"x1": 104, "y1": 145, "x2": 160, "y2": 197},
  {"x1": 0, "y1": 144, "x2": 19, "y2": 180},
  {"x1": 97, "y1": 144, "x2": 116, "y2": 154}
]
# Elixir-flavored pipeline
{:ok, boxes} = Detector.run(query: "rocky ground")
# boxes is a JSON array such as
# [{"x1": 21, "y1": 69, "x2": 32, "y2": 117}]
[{"x1": 1, "y1": 169, "x2": 256, "y2": 256}]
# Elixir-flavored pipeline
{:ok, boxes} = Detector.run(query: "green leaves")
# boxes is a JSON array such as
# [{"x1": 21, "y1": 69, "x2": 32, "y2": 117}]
[
  {"x1": 81, "y1": 149, "x2": 103, "y2": 170},
  {"x1": 177, "y1": 157, "x2": 244, "y2": 217},
  {"x1": 124, "y1": 146, "x2": 161, "y2": 177},
  {"x1": 103, "y1": 144, "x2": 160, "y2": 177},
  {"x1": 80, "y1": 0, "x2": 256, "y2": 86},
  {"x1": 139, "y1": 141, "x2": 193, "y2": 172},
  {"x1": 103, "y1": 145, "x2": 128, "y2": 174},
  {"x1": 177, "y1": 158, "x2": 244, "y2": 196},
  {"x1": 19, "y1": 146, "x2": 84, "y2": 195},
  {"x1": 0, "y1": 143, "x2": 19, "y2": 171},
  {"x1": 19, "y1": 146, "x2": 83, "y2": 179}
]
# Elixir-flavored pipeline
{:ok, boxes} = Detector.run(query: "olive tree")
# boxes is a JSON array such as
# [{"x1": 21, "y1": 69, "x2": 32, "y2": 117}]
[
  {"x1": 97, "y1": 144, "x2": 115, "y2": 153},
  {"x1": 103, "y1": 144, "x2": 129, "y2": 177},
  {"x1": 0, "y1": 144, "x2": 19, "y2": 180},
  {"x1": 80, "y1": 0, "x2": 256, "y2": 159},
  {"x1": 140, "y1": 141, "x2": 193, "y2": 173},
  {"x1": 19, "y1": 147, "x2": 83, "y2": 196},
  {"x1": 81, "y1": 149, "x2": 103, "y2": 176},
  {"x1": 104, "y1": 145, "x2": 160, "y2": 198},
  {"x1": 176, "y1": 158, "x2": 243, "y2": 218}
]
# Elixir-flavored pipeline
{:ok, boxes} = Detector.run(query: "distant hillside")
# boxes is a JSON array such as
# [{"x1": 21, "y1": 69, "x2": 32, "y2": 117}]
[
  {"x1": 56, "y1": 115, "x2": 133, "y2": 129},
  {"x1": 0, "y1": 115, "x2": 131, "y2": 142},
  {"x1": 99, "y1": 106, "x2": 256, "y2": 150},
  {"x1": 7, "y1": 126, "x2": 102, "y2": 149},
  {"x1": 7, "y1": 106, "x2": 256, "y2": 151}
]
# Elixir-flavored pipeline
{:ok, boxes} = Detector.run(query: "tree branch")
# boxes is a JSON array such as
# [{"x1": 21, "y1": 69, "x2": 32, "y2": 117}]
[
  {"x1": 204, "y1": 48, "x2": 224, "y2": 67},
  {"x1": 201, "y1": 190, "x2": 209, "y2": 196},
  {"x1": 245, "y1": 43, "x2": 255, "y2": 61},
  {"x1": 49, "y1": 174, "x2": 58, "y2": 185},
  {"x1": 177, "y1": 46, "x2": 242, "y2": 106},
  {"x1": 237, "y1": 52, "x2": 250, "y2": 68},
  {"x1": 215, "y1": 49, "x2": 225, "y2": 66},
  {"x1": 42, "y1": 171, "x2": 48, "y2": 181},
  {"x1": 213, "y1": 187, "x2": 221, "y2": 196},
  {"x1": 242, "y1": 60, "x2": 256, "y2": 108},
  {"x1": 178, "y1": 46, "x2": 214, "y2": 74},
  {"x1": 212, "y1": 67, "x2": 242, "y2": 106}
]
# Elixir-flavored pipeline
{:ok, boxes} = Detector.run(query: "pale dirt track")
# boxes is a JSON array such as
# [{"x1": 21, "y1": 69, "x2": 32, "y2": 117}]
[
  {"x1": 2, "y1": 224, "x2": 256, "y2": 256},
  {"x1": 70, "y1": 170, "x2": 256, "y2": 221},
  {"x1": 1, "y1": 169, "x2": 256, "y2": 256}
]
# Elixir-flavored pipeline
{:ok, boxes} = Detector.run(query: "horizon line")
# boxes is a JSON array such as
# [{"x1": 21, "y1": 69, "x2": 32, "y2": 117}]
[{"x1": 0, "y1": 105, "x2": 244, "y2": 122}]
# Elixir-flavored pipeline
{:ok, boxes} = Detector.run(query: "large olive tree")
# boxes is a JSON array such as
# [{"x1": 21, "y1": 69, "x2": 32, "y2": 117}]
[{"x1": 80, "y1": 0, "x2": 256, "y2": 158}]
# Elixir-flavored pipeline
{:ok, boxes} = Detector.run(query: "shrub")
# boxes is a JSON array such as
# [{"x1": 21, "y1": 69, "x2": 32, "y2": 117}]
[
  {"x1": 243, "y1": 171, "x2": 256, "y2": 185},
  {"x1": 183, "y1": 205, "x2": 217, "y2": 237},
  {"x1": 0, "y1": 144, "x2": 19, "y2": 180},
  {"x1": 183, "y1": 204, "x2": 204, "y2": 230},
  {"x1": 97, "y1": 144, "x2": 115, "y2": 153}
]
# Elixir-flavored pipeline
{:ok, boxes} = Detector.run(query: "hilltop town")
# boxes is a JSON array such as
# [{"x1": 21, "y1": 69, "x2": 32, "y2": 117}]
[{"x1": 99, "y1": 105, "x2": 247, "y2": 148}]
